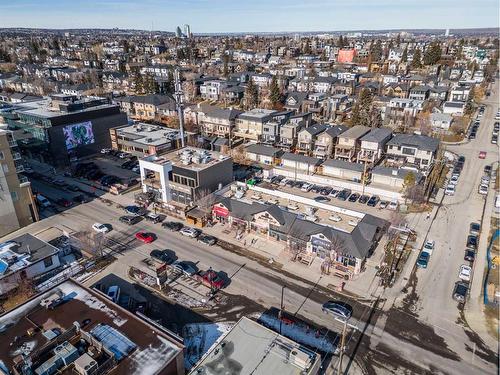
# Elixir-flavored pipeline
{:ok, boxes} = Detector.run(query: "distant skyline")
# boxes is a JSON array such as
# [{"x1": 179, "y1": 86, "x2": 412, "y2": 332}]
[{"x1": 0, "y1": 0, "x2": 498, "y2": 33}]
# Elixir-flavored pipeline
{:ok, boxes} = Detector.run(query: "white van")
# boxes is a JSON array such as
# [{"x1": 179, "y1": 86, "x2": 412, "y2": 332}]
[
  {"x1": 36, "y1": 195, "x2": 51, "y2": 208},
  {"x1": 495, "y1": 194, "x2": 500, "y2": 213}
]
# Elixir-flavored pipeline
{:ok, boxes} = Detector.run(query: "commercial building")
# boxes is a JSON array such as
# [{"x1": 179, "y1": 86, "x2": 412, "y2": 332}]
[
  {"x1": 0, "y1": 279, "x2": 185, "y2": 375},
  {"x1": 0, "y1": 233, "x2": 60, "y2": 295},
  {"x1": 110, "y1": 123, "x2": 183, "y2": 157},
  {"x1": 189, "y1": 317, "x2": 321, "y2": 375},
  {"x1": 0, "y1": 129, "x2": 38, "y2": 237},
  {"x1": 139, "y1": 147, "x2": 233, "y2": 206},
  {"x1": 3, "y1": 95, "x2": 128, "y2": 166}
]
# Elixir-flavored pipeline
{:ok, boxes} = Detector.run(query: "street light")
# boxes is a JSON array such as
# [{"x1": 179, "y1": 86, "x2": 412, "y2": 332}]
[{"x1": 333, "y1": 315, "x2": 358, "y2": 375}]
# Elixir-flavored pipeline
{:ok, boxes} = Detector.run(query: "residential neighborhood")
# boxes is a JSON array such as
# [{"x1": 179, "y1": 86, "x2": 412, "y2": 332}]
[{"x1": 0, "y1": 4, "x2": 498, "y2": 375}]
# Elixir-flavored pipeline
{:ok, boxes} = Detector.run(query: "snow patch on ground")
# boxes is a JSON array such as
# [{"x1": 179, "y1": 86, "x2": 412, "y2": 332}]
[
  {"x1": 182, "y1": 322, "x2": 234, "y2": 370},
  {"x1": 128, "y1": 335, "x2": 179, "y2": 375},
  {"x1": 258, "y1": 313, "x2": 337, "y2": 353}
]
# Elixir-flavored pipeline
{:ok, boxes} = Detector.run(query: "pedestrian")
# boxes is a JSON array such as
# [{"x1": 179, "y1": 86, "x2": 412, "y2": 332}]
[
  {"x1": 243, "y1": 240, "x2": 247, "y2": 247},
  {"x1": 426, "y1": 212, "x2": 431, "y2": 220}
]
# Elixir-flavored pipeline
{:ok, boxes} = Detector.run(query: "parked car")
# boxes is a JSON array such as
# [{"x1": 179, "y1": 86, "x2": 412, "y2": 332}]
[
  {"x1": 92, "y1": 223, "x2": 110, "y2": 233},
  {"x1": 478, "y1": 184, "x2": 488, "y2": 195},
  {"x1": 145, "y1": 213, "x2": 164, "y2": 224},
  {"x1": 329, "y1": 189, "x2": 340, "y2": 198},
  {"x1": 119, "y1": 215, "x2": 142, "y2": 225},
  {"x1": 135, "y1": 232, "x2": 155, "y2": 243},
  {"x1": 329, "y1": 214, "x2": 342, "y2": 222},
  {"x1": 466, "y1": 235, "x2": 478, "y2": 250},
  {"x1": 388, "y1": 200, "x2": 399, "y2": 210},
  {"x1": 150, "y1": 249, "x2": 175, "y2": 264},
  {"x1": 195, "y1": 270, "x2": 225, "y2": 289},
  {"x1": 320, "y1": 187, "x2": 333, "y2": 196},
  {"x1": 73, "y1": 194, "x2": 87, "y2": 203},
  {"x1": 367, "y1": 195, "x2": 380, "y2": 207},
  {"x1": 125, "y1": 205, "x2": 146, "y2": 216},
  {"x1": 171, "y1": 261, "x2": 197, "y2": 276},
  {"x1": 416, "y1": 252, "x2": 430, "y2": 268},
  {"x1": 449, "y1": 175, "x2": 459, "y2": 185},
  {"x1": 464, "y1": 249, "x2": 476, "y2": 262},
  {"x1": 337, "y1": 189, "x2": 351, "y2": 201},
  {"x1": 492, "y1": 135, "x2": 498, "y2": 144},
  {"x1": 56, "y1": 198, "x2": 73, "y2": 207},
  {"x1": 198, "y1": 234, "x2": 217, "y2": 246},
  {"x1": 106, "y1": 286, "x2": 120, "y2": 303},
  {"x1": 458, "y1": 265, "x2": 472, "y2": 282},
  {"x1": 321, "y1": 300, "x2": 353, "y2": 320},
  {"x1": 301, "y1": 183, "x2": 313, "y2": 192},
  {"x1": 469, "y1": 222, "x2": 481, "y2": 236},
  {"x1": 379, "y1": 200, "x2": 389, "y2": 209},
  {"x1": 444, "y1": 184, "x2": 455, "y2": 196},
  {"x1": 484, "y1": 165, "x2": 492, "y2": 175},
  {"x1": 67, "y1": 184, "x2": 80, "y2": 192},
  {"x1": 423, "y1": 240, "x2": 435, "y2": 254},
  {"x1": 453, "y1": 281, "x2": 469, "y2": 302},
  {"x1": 358, "y1": 195, "x2": 370, "y2": 204},
  {"x1": 314, "y1": 196, "x2": 331, "y2": 203},
  {"x1": 162, "y1": 221, "x2": 184, "y2": 231},
  {"x1": 180, "y1": 227, "x2": 201, "y2": 238},
  {"x1": 348, "y1": 193, "x2": 360, "y2": 202}
]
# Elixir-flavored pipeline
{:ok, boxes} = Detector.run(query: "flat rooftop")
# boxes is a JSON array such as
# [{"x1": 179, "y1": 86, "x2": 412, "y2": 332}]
[
  {"x1": 141, "y1": 147, "x2": 230, "y2": 171},
  {"x1": 189, "y1": 317, "x2": 320, "y2": 375},
  {"x1": 116, "y1": 123, "x2": 181, "y2": 146},
  {"x1": 0, "y1": 279, "x2": 183, "y2": 375}
]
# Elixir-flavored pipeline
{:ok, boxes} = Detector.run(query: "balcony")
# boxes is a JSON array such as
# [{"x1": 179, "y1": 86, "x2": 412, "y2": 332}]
[
  {"x1": 15, "y1": 164, "x2": 24, "y2": 173},
  {"x1": 8, "y1": 139, "x2": 17, "y2": 147},
  {"x1": 18, "y1": 175, "x2": 30, "y2": 187},
  {"x1": 12, "y1": 152, "x2": 22, "y2": 161}
]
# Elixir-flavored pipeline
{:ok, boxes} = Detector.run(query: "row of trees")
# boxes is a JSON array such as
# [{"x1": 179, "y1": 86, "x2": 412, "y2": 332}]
[{"x1": 350, "y1": 88, "x2": 383, "y2": 127}]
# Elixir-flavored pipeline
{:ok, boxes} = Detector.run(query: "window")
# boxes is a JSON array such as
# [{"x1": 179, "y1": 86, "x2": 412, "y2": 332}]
[
  {"x1": 2, "y1": 163, "x2": 8, "y2": 173},
  {"x1": 0, "y1": 151, "x2": 4, "y2": 160},
  {"x1": 44, "y1": 257, "x2": 53, "y2": 268}
]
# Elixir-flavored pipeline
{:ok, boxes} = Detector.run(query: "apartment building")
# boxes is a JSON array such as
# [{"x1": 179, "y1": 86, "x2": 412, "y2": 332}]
[{"x1": 0, "y1": 129, "x2": 38, "y2": 236}]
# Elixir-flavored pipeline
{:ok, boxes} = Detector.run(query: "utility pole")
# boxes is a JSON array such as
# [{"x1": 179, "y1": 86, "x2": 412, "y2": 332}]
[
  {"x1": 337, "y1": 319, "x2": 348, "y2": 375},
  {"x1": 174, "y1": 67, "x2": 185, "y2": 147},
  {"x1": 279, "y1": 285, "x2": 286, "y2": 334}
]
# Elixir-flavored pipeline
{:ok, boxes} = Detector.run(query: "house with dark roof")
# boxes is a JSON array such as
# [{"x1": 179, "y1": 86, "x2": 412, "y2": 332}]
[
  {"x1": 284, "y1": 91, "x2": 308, "y2": 113},
  {"x1": 385, "y1": 134, "x2": 440, "y2": 172},
  {"x1": 245, "y1": 144, "x2": 283, "y2": 165},
  {"x1": 357, "y1": 127, "x2": 393, "y2": 166},
  {"x1": 114, "y1": 94, "x2": 175, "y2": 121},
  {"x1": 334, "y1": 125, "x2": 371, "y2": 162},
  {"x1": 296, "y1": 124, "x2": 328, "y2": 155},
  {"x1": 199, "y1": 106, "x2": 243, "y2": 139},
  {"x1": 313, "y1": 125, "x2": 348, "y2": 159}
]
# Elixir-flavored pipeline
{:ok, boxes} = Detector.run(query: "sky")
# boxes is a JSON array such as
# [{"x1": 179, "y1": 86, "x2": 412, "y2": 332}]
[{"x1": 0, "y1": 0, "x2": 498, "y2": 33}]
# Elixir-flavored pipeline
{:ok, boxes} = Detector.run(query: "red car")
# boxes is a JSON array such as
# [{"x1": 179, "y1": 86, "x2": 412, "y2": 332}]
[
  {"x1": 479, "y1": 151, "x2": 487, "y2": 159},
  {"x1": 56, "y1": 198, "x2": 73, "y2": 207},
  {"x1": 196, "y1": 270, "x2": 225, "y2": 289},
  {"x1": 135, "y1": 232, "x2": 155, "y2": 243}
]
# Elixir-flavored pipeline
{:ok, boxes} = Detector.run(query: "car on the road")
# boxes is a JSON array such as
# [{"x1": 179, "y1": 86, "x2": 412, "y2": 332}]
[
  {"x1": 314, "y1": 196, "x2": 331, "y2": 203},
  {"x1": 321, "y1": 300, "x2": 353, "y2": 320},
  {"x1": 348, "y1": 193, "x2": 360, "y2": 202},
  {"x1": 119, "y1": 215, "x2": 142, "y2": 225},
  {"x1": 101, "y1": 148, "x2": 111, "y2": 154},
  {"x1": 367, "y1": 195, "x2": 380, "y2": 207},
  {"x1": 444, "y1": 184, "x2": 455, "y2": 196},
  {"x1": 458, "y1": 265, "x2": 472, "y2": 282},
  {"x1": 150, "y1": 249, "x2": 175, "y2": 264},
  {"x1": 92, "y1": 223, "x2": 110, "y2": 233},
  {"x1": 124, "y1": 205, "x2": 146, "y2": 216},
  {"x1": 198, "y1": 234, "x2": 217, "y2": 246},
  {"x1": 171, "y1": 261, "x2": 197, "y2": 276},
  {"x1": 464, "y1": 249, "x2": 476, "y2": 262},
  {"x1": 416, "y1": 251, "x2": 430, "y2": 268},
  {"x1": 379, "y1": 200, "x2": 389, "y2": 209},
  {"x1": 162, "y1": 221, "x2": 184, "y2": 231},
  {"x1": 478, "y1": 184, "x2": 488, "y2": 195},
  {"x1": 466, "y1": 235, "x2": 478, "y2": 250},
  {"x1": 180, "y1": 227, "x2": 201, "y2": 238},
  {"x1": 358, "y1": 195, "x2": 370, "y2": 204},
  {"x1": 423, "y1": 240, "x2": 435, "y2": 254},
  {"x1": 56, "y1": 198, "x2": 73, "y2": 207},
  {"x1": 469, "y1": 222, "x2": 481, "y2": 236},
  {"x1": 135, "y1": 232, "x2": 155, "y2": 243},
  {"x1": 329, "y1": 214, "x2": 342, "y2": 222},
  {"x1": 145, "y1": 213, "x2": 164, "y2": 224},
  {"x1": 453, "y1": 281, "x2": 469, "y2": 302},
  {"x1": 478, "y1": 151, "x2": 487, "y2": 159}
]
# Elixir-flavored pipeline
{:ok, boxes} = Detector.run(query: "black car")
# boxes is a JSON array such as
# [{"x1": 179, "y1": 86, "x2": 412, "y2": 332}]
[
  {"x1": 311, "y1": 185, "x2": 323, "y2": 193},
  {"x1": 314, "y1": 196, "x2": 331, "y2": 203},
  {"x1": 367, "y1": 195, "x2": 380, "y2": 207},
  {"x1": 67, "y1": 184, "x2": 80, "y2": 192},
  {"x1": 337, "y1": 189, "x2": 351, "y2": 201},
  {"x1": 452, "y1": 167, "x2": 462, "y2": 175},
  {"x1": 348, "y1": 193, "x2": 360, "y2": 202},
  {"x1": 469, "y1": 132, "x2": 476, "y2": 139},
  {"x1": 162, "y1": 221, "x2": 184, "y2": 231},
  {"x1": 73, "y1": 194, "x2": 87, "y2": 203},
  {"x1": 464, "y1": 249, "x2": 475, "y2": 262},
  {"x1": 453, "y1": 281, "x2": 469, "y2": 302},
  {"x1": 320, "y1": 187, "x2": 333, "y2": 196},
  {"x1": 358, "y1": 195, "x2": 370, "y2": 204},
  {"x1": 198, "y1": 234, "x2": 217, "y2": 246},
  {"x1": 484, "y1": 165, "x2": 492, "y2": 175},
  {"x1": 466, "y1": 235, "x2": 478, "y2": 250},
  {"x1": 150, "y1": 249, "x2": 175, "y2": 264},
  {"x1": 457, "y1": 156, "x2": 465, "y2": 163},
  {"x1": 119, "y1": 215, "x2": 142, "y2": 225}
]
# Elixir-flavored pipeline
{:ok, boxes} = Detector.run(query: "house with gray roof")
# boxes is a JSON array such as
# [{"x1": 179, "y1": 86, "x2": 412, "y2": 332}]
[
  {"x1": 357, "y1": 127, "x2": 393, "y2": 166},
  {"x1": 280, "y1": 153, "x2": 322, "y2": 174},
  {"x1": 334, "y1": 125, "x2": 371, "y2": 162},
  {"x1": 245, "y1": 144, "x2": 283, "y2": 165},
  {"x1": 296, "y1": 124, "x2": 328, "y2": 155},
  {"x1": 385, "y1": 134, "x2": 440, "y2": 172},
  {"x1": 199, "y1": 106, "x2": 243, "y2": 139},
  {"x1": 313, "y1": 125, "x2": 348, "y2": 159}
]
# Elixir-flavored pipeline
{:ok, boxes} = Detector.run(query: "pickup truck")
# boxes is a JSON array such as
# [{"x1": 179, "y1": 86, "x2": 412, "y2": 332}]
[{"x1": 194, "y1": 270, "x2": 225, "y2": 290}]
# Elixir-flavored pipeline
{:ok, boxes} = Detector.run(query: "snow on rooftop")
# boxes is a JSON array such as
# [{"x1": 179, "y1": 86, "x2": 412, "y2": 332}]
[{"x1": 128, "y1": 335, "x2": 181, "y2": 375}]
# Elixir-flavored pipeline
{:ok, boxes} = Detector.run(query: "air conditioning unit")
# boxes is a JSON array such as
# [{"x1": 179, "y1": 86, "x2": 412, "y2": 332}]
[{"x1": 289, "y1": 349, "x2": 311, "y2": 368}]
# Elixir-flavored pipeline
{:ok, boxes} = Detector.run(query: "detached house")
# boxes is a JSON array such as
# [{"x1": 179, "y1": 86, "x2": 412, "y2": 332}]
[
  {"x1": 408, "y1": 85, "x2": 430, "y2": 100},
  {"x1": 312, "y1": 125, "x2": 348, "y2": 159},
  {"x1": 296, "y1": 124, "x2": 328, "y2": 155},
  {"x1": 385, "y1": 134, "x2": 439, "y2": 172},
  {"x1": 234, "y1": 109, "x2": 278, "y2": 141},
  {"x1": 245, "y1": 144, "x2": 283, "y2": 165},
  {"x1": 334, "y1": 125, "x2": 371, "y2": 162},
  {"x1": 357, "y1": 127, "x2": 393, "y2": 166},
  {"x1": 199, "y1": 106, "x2": 243, "y2": 139}
]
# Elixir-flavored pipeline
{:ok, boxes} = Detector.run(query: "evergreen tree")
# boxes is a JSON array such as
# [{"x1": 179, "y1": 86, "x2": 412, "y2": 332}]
[
  {"x1": 423, "y1": 42, "x2": 442, "y2": 65},
  {"x1": 337, "y1": 35, "x2": 344, "y2": 48},
  {"x1": 222, "y1": 53, "x2": 230, "y2": 77},
  {"x1": 411, "y1": 48, "x2": 422, "y2": 68},
  {"x1": 245, "y1": 78, "x2": 258, "y2": 108},
  {"x1": 269, "y1": 76, "x2": 281, "y2": 108},
  {"x1": 401, "y1": 46, "x2": 408, "y2": 62},
  {"x1": 370, "y1": 40, "x2": 383, "y2": 61},
  {"x1": 396, "y1": 33, "x2": 401, "y2": 46}
]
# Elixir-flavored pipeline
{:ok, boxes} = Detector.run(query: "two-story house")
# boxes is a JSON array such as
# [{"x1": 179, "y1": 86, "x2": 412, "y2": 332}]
[
  {"x1": 334, "y1": 125, "x2": 371, "y2": 162},
  {"x1": 408, "y1": 85, "x2": 430, "y2": 101},
  {"x1": 312, "y1": 125, "x2": 348, "y2": 159},
  {"x1": 385, "y1": 134, "x2": 440, "y2": 172},
  {"x1": 245, "y1": 144, "x2": 283, "y2": 165},
  {"x1": 233, "y1": 109, "x2": 278, "y2": 141},
  {"x1": 357, "y1": 127, "x2": 393, "y2": 166},
  {"x1": 296, "y1": 124, "x2": 328, "y2": 155},
  {"x1": 199, "y1": 106, "x2": 243, "y2": 139}
]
